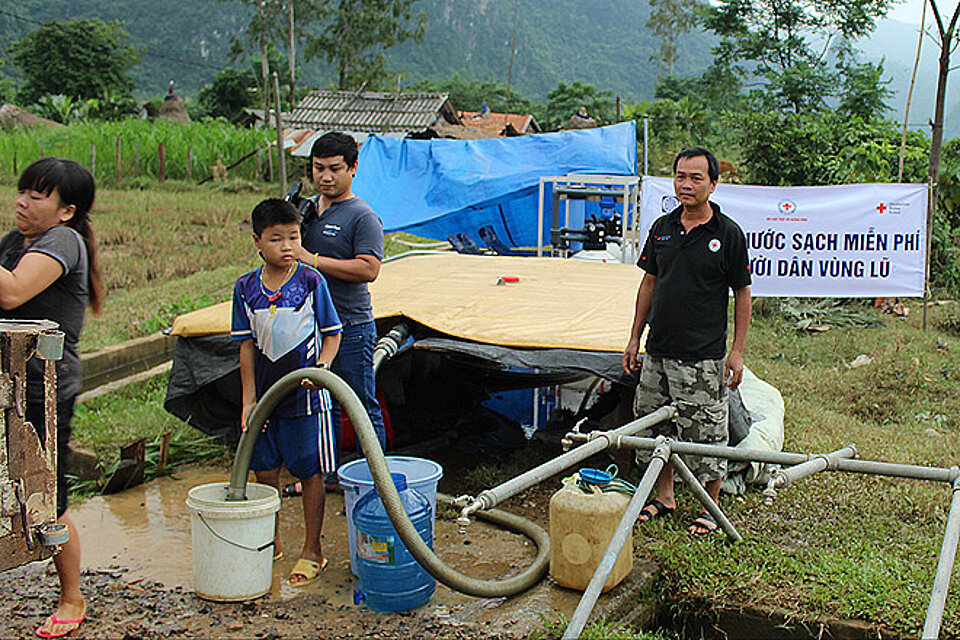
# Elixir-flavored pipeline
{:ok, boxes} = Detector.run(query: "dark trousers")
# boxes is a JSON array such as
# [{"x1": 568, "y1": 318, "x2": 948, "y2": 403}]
[{"x1": 331, "y1": 321, "x2": 385, "y2": 459}]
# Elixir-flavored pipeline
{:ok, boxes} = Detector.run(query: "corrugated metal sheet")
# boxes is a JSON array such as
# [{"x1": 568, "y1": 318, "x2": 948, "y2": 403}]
[{"x1": 287, "y1": 91, "x2": 454, "y2": 133}]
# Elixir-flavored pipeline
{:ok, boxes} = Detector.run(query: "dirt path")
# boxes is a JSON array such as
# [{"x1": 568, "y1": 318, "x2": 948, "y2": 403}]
[
  {"x1": 2, "y1": 561, "x2": 523, "y2": 639},
  {"x1": 0, "y1": 449, "x2": 584, "y2": 640}
]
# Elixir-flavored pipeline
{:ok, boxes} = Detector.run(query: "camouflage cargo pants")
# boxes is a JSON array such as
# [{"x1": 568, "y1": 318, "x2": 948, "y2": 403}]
[{"x1": 633, "y1": 355, "x2": 728, "y2": 483}]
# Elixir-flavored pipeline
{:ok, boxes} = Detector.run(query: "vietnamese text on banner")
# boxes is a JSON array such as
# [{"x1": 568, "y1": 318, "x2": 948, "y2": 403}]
[{"x1": 639, "y1": 177, "x2": 927, "y2": 297}]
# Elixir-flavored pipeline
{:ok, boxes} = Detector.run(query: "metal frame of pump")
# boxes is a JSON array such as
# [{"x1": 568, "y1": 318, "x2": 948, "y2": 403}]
[
  {"x1": 458, "y1": 418, "x2": 960, "y2": 640},
  {"x1": 536, "y1": 174, "x2": 640, "y2": 262}
]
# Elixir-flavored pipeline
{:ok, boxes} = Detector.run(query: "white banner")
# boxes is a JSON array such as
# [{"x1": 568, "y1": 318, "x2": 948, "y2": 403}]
[{"x1": 640, "y1": 177, "x2": 928, "y2": 297}]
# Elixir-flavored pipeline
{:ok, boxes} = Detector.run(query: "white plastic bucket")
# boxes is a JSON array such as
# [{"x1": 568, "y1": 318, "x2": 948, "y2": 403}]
[
  {"x1": 186, "y1": 482, "x2": 280, "y2": 601},
  {"x1": 338, "y1": 456, "x2": 443, "y2": 575}
]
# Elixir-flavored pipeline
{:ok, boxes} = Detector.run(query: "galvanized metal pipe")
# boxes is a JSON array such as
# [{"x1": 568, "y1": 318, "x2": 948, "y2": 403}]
[
  {"x1": 669, "y1": 453, "x2": 741, "y2": 542},
  {"x1": 462, "y1": 405, "x2": 676, "y2": 517},
  {"x1": 561, "y1": 440, "x2": 671, "y2": 640},
  {"x1": 617, "y1": 436, "x2": 959, "y2": 486},
  {"x1": 763, "y1": 445, "x2": 857, "y2": 504},
  {"x1": 615, "y1": 435, "x2": 813, "y2": 467},
  {"x1": 923, "y1": 478, "x2": 960, "y2": 640},
  {"x1": 835, "y1": 458, "x2": 958, "y2": 484}
]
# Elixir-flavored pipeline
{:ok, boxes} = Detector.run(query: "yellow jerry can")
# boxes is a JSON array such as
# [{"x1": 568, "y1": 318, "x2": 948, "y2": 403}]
[{"x1": 548, "y1": 482, "x2": 633, "y2": 592}]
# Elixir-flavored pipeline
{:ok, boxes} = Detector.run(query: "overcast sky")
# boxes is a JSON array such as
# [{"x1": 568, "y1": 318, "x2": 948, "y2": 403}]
[{"x1": 886, "y1": 0, "x2": 925, "y2": 26}]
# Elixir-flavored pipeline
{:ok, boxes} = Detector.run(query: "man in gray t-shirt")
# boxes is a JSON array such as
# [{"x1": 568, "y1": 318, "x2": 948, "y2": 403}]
[{"x1": 299, "y1": 132, "x2": 386, "y2": 456}]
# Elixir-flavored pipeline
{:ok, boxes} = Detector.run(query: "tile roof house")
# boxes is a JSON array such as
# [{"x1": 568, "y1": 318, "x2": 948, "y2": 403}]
[
  {"x1": 458, "y1": 110, "x2": 541, "y2": 136},
  {"x1": 287, "y1": 90, "x2": 459, "y2": 134}
]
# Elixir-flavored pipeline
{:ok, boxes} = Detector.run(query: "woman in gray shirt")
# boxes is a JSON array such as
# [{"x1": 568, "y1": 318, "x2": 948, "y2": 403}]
[{"x1": 0, "y1": 158, "x2": 104, "y2": 638}]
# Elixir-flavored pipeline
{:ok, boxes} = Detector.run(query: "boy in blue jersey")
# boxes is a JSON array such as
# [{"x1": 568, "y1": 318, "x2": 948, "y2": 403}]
[{"x1": 232, "y1": 199, "x2": 342, "y2": 585}]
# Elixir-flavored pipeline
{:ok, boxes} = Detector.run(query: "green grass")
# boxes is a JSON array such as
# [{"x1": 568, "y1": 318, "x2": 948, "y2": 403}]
[
  {"x1": 527, "y1": 614, "x2": 672, "y2": 639},
  {"x1": 70, "y1": 372, "x2": 229, "y2": 497},
  {"x1": 638, "y1": 300, "x2": 960, "y2": 638}
]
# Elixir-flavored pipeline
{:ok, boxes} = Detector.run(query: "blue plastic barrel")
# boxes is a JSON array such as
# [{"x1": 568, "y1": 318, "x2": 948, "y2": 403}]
[{"x1": 352, "y1": 472, "x2": 435, "y2": 612}]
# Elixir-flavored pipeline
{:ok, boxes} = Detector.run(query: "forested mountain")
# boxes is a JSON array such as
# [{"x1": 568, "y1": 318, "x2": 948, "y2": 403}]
[
  {"x1": 1, "y1": 0, "x2": 954, "y2": 135},
  {"x1": 0, "y1": 0, "x2": 712, "y2": 104}
]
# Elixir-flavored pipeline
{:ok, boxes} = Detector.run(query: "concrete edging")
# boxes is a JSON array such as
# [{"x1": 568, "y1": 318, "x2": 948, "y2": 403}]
[{"x1": 80, "y1": 332, "x2": 176, "y2": 393}]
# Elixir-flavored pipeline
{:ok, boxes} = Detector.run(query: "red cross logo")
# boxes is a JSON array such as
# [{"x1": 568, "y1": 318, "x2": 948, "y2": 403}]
[
  {"x1": 877, "y1": 203, "x2": 887, "y2": 214},
  {"x1": 778, "y1": 200, "x2": 796, "y2": 215}
]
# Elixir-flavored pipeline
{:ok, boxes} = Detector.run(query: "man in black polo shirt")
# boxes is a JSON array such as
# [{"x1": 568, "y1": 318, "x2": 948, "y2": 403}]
[{"x1": 622, "y1": 147, "x2": 751, "y2": 535}]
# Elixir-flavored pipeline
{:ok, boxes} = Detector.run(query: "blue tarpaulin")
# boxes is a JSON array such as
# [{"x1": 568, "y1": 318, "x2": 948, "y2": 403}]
[{"x1": 352, "y1": 122, "x2": 637, "y2": 248}]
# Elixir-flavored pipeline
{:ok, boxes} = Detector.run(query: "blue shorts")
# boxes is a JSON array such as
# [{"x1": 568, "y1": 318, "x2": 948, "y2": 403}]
[{"x1": 249, "y1": 411, "x2": 337, "y2": 479}]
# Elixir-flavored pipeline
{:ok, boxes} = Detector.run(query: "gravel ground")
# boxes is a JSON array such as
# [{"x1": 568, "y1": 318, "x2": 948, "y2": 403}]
[{"x1": 2, "y1": 561, "x2": 526, "y2": 639}]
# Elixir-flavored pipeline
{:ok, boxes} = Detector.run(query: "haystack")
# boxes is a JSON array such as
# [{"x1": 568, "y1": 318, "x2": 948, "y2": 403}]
[
  {"x1": 158, "y1": 81, "x2": 190, "y2": 123},
  {"x1": 0, "y1": 104, "x2": 62, "y2": 131},
  {"x1": 564, "y1": 106, "x2": 597, "y2": 130}
]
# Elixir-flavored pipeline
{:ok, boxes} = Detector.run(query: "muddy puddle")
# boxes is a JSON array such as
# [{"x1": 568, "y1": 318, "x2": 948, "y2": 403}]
[{"x1": 67, "y1": 463, "x2": 585, "y2": 634}]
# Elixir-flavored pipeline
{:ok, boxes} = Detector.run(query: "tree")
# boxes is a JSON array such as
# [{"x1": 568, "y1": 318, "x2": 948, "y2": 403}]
[
  {"x1": 224, "y1": 1, "x2": 321, "y2": 114},
  {"x1": 729, "y1": 110, "x2": 928, "y2": 186},
  {"x1": 10, "y1": 19, "x2": 139, "y2": 106},
  {"x1": 540, "y1": 81, "x2": 616, "y2": 131},
  {"x1": 701, "y1": 0, "x2": 892, "y2": 115},
  {"x1": 199, "y1": 68, "x2": 259, "y2": 119},
  {"x1": 304, "y1": 0, "x2": 426, "y2": 90},
  {"x1": 835, "y1": 58, "x2": 893, "y2": 121},
  {"x1": 922, "y1": 1, "x2": 960, "y2": 317},
  {"x1": 646, "y1": 0, "x2": 706, "y2": 77}
]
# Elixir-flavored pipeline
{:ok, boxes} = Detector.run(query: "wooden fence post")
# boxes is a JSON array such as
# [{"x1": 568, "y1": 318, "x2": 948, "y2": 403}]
[
  {"x1": 158, "y1": 142, "x2": 165, "y2": 182},
  {"x1": 257, "y1": 149, "x2": 263, "y2": 180},
  {"x1": 188, "y1": 145, "x2": 193, "y2": 181},
  {"x1": 267, "y1": 143, "x2": 274, "y2": 182},
  {"x1": 134, "y1": 142, "x2": 139, "y2": 177},
  {"x1": 12, "y1": 151, "x2": 17, "y2": 176},
  {"x1": 90, "y1": 143, "x2": 95, "y2": 175},
  {"x1": 39, "y1": 141, "x2": 44, "y2": 157},
  {"x1": 115, "y1": 136, "x2": 122, "y2": 182}
]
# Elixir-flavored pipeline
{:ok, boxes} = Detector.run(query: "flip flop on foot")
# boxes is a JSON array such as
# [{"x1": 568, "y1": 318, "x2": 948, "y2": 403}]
[
  {"x1": 289, "y1": 557, "x2": 328, "y2": 586},
  {"x1": 637, "y1": 499, "x2": 675, "y2": 523},
  {"x1": 281, "y1": 482, "x2": 302, "y2": 498},
  {"x1": 35, "y1": 612, "x2": 86, "y2": 638},
  {"x1": 688, "y1": 512, "x2": 718, "y2": 535}
]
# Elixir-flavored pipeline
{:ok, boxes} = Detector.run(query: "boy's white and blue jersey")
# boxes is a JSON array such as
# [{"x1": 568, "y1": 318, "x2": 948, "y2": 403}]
[{"x1": 231, "y1": 264, "x2": 342, "y2": 419}]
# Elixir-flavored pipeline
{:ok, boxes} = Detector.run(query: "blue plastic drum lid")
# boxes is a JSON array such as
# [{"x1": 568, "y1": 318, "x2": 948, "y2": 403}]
[{"x1": 353, "y1": 473, "x2": 435, "y2": 612}]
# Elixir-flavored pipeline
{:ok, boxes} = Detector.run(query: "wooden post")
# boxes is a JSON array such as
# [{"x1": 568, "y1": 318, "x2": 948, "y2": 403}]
[
  {"x1": 257, "y1": 149, "x2": 263, "y2": 180},
  {"x1": 273, "y1": 71, "x2": 287, "y2": 194},
  {"x1": 157, "y1": 431, "x2": 172, "y2": 476},
  {"x1": 267, "y1": 140, "x2": 274, "y2": 182},
  {"x1": 39, "y1": 141, "x2": 44, "y2": 157},
  {"x1": 115, "y1": 136, "x2": 122, "y2": 182},
  {"x1": 158, "y1": 142, "x2": 165, "y2": 182},
  {"x1": 134, "y1": 142, "x2": 139, "y2": 176},
  {"x1": 89, "y1": 143, "x2": 95, "y2": 175},
  {"x1": 188, "y1": 145, "x2": 194, "y2": 181}
]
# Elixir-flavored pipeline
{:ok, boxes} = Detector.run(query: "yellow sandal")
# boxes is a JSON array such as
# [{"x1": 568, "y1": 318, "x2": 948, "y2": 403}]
[{"x1": 289, "y1": 556, "x2": 328, "y2": 586}]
